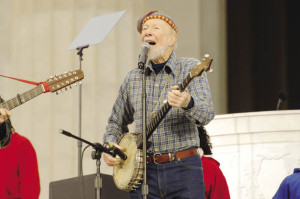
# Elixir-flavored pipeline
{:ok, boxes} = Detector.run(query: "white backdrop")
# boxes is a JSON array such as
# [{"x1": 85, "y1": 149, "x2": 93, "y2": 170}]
[{"x1": 0, "y1": 0, "x2": 227, "y2": 198}]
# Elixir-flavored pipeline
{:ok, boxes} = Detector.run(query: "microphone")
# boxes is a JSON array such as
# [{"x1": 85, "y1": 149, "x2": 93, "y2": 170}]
[
  {"x1": 276, "y1": 91, "x2": 286, "y2": 110},
  {"x1": 105, "y1": 143, "x2": 127, "y2": 160},
  {"x1": 59, "y1": 129, "x2": 73, "y2": 137},
  {"x1": 59, "y1": 129, "x2": 116, "y2": 157},
  {"x1": 138, "y1": 42, "x2": 151, "y2": 69}
]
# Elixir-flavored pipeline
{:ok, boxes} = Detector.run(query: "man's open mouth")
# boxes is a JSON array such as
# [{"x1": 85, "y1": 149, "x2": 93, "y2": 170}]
[{"x1": 148, "y1": 42, "x2": 156, "y2": 45}]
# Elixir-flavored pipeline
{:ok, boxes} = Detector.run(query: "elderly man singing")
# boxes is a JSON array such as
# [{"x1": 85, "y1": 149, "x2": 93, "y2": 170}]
[{"x1": 103, "y1": 11, "x2": 215, "y2": 199}]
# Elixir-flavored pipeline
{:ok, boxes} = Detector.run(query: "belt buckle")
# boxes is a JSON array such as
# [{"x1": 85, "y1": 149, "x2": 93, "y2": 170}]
[{"x1": 153, "y1": 153, "x2": 161, "y2": 164}]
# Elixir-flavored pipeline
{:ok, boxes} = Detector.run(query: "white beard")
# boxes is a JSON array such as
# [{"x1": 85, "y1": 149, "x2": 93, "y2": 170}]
[{"x1": 148, "y1": 44, "x2": 169, "y2": 61}]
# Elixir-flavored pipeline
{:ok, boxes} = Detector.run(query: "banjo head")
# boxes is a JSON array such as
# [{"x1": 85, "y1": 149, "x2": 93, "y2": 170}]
[{"x1": 113, "y1": 133, "x2": 143, "y2": 191}]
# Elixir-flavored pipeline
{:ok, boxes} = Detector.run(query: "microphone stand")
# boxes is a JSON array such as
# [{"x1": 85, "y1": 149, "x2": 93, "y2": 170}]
[
  {"x1": 276, "y1": 99, "x2": 282, "y2": 110},
  {"x1": 60, "y1": 129, "x2": 113, "y2": 199},
  {"x1": 91, "y1": 143, "x2": 103, "y2": 199},
  {"x1": 138, "y1": 58, "x2": 149, "y2": 198},
  {"x1": 276, "y1": 92, "x2": 286, "y2": 110},
  {"x1": 76, "y1": 44, "x2": 89, "y2": 177}
]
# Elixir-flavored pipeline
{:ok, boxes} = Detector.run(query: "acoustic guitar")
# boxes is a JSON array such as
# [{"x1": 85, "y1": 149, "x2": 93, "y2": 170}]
[{"x1": 0, "y1": 69, "x2": 84, "y2": 110}]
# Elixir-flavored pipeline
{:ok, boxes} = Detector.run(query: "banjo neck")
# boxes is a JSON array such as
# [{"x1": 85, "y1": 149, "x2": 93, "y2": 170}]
[{"x1": 136, "y1": 55, "x2": 213, "y2": 149}]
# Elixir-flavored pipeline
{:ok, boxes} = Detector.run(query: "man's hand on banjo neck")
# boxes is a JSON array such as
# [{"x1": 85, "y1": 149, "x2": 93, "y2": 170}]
[{"x1": 103, "y1": 142, "x2": 126, "y2": 166}]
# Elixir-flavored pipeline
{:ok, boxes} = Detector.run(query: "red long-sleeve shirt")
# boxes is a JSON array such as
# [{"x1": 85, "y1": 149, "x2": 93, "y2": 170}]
[
  {"x1": 201, "y1": 156, "x2": 230, "y2": 199},
  {"x1": 0, "y1": 132, "x2": 40, "y2": 199}
]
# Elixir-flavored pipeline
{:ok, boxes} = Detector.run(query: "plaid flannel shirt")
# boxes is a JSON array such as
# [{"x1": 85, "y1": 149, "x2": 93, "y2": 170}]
[{"x1": 103, "y1": 52, "x2": 215, "y2": 154}]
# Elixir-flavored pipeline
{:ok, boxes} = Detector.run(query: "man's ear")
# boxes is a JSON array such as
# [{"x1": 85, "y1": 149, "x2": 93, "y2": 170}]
[{"x1": 168, "y1": 33, "x2": 178, "y2": 47}]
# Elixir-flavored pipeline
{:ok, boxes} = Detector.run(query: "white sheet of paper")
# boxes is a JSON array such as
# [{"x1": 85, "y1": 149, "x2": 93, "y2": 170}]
[{"x1": 67, "y1": 10, "x2": 126, "y2": 50}]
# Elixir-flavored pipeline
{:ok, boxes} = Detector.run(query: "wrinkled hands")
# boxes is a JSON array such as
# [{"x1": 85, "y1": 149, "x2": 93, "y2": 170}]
[
  {"x1": 168, "y1": 86, "x2": 191, "y2": 108},
  {"x1": 103, "y1": 142, "x2": 126, "y2": 166},
  {"x1": 0, "y1": 108, "x2": 11, "y2": 124}
]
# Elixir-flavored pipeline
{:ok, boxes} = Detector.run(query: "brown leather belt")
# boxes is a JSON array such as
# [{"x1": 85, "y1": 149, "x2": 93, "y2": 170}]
[{"x1": 146, "y1": 148, "x2": 199, "y2": 164}]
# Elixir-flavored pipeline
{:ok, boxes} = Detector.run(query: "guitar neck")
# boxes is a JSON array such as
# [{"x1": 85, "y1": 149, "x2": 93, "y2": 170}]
[
  {"x1": 137, "y1": 73, "x2": 195, "y2": 149},
  {"x1": 0, "y1": 84, "x2": 45, "y2": 111}
]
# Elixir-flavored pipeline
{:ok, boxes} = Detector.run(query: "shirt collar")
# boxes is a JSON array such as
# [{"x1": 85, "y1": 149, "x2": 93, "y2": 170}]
[
  {"x1": 165, "y1": 51, "x2": 177, "y2": 75},
  {"x1": 146, "y1": 51, "x2": 178, "y2": 76}
]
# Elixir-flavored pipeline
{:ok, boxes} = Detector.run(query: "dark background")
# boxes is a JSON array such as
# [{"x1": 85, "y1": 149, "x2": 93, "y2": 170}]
[{"x1": 227, "y1": 0, "x2": 300, "y2": 113}]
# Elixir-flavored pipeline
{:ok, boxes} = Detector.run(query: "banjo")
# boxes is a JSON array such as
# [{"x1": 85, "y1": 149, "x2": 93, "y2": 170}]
[{"x1": 113, "y1": 55, "x2": 213, "y2": 191}]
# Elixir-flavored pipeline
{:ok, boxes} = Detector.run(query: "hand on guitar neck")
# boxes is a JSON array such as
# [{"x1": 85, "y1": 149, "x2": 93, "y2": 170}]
[
  {"x1": 0, "y1": 108, "x2": 11, "y2": 124},
  {"x1": 168, "y1": 85, "x2": 192, "y2": 109},
  {"x1": 103, "y1": 142, "x2": 127, "y2": 166}
]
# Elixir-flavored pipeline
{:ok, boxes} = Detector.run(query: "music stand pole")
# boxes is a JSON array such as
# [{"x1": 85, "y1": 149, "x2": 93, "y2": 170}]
[{"x1": 76, "y1": 44, "x2": 89, "y2": 177}]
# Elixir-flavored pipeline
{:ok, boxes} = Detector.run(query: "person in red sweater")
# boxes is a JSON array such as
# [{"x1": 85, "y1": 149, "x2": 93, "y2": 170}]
[
  {"x1": 198, "y1": 125, "x2": 230, "y2": 199},
  {"x1": 0, "y1": 100, "x2": 40, "y2": 199}
]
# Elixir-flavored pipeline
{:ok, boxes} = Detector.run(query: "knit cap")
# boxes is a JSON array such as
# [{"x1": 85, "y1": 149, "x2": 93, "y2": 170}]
[{"x1": 137, "y1": 11, "x2": 178, "y2": 33}]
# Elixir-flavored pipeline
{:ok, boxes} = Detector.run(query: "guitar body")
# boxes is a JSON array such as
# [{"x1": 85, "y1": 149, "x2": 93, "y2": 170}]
[{"x1": 113, "y1": 133, "x2": 143, "y2": 191}]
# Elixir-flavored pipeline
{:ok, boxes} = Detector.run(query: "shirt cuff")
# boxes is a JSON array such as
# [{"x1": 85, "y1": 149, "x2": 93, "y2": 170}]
[{"x1": 183, "y1": 97, "x2": 194, "y2": 110}]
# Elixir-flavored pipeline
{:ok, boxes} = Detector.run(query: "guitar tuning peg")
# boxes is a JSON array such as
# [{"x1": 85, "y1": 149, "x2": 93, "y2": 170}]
[
  {"x1": 74, "y1": 83, "x2": 77, "y2": 86},
  {"x1": 79, "y1": 81, "x2": 82, "y2": 85},
  {"x1": 56, "y1": 91, "x2": 59, "y2": 95},
  {"x1": 61, "y1": 89, "x2": 64, "y2": 93},
  {"x1": 69, "y1": 85, "x2": 72, "y2": 89},
  {"x1": 204, "y1": 54, "x2": 210, "y2": 58},
  {"x1": 65, "y1": 87, "x2": 68, "y2": 91},
  {"x1": 208, "y1": 68, "x2": 214, "y2": 73}
]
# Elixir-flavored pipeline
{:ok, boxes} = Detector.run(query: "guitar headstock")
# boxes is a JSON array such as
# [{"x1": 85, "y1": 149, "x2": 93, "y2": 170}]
[
  {"x1": 190, "y1": 54, "x2": 213, "y2": 78},
  {"x1": 43, "y1": 69, "x2": 84, "y2": 93}
]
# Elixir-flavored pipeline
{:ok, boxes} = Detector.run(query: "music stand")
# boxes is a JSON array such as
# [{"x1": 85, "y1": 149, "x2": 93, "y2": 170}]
[
  {"x1": 67, "y1": 10, "x2": 126, "y2": 177},
  {"x1": 68, "y1": 10, "x2": 126, "y2": 50}
]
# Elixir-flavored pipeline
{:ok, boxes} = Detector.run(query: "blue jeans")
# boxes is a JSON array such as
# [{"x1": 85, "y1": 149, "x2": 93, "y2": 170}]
[{"x1": 130, "y1": 154, "x2": 205, "y2": 199}]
